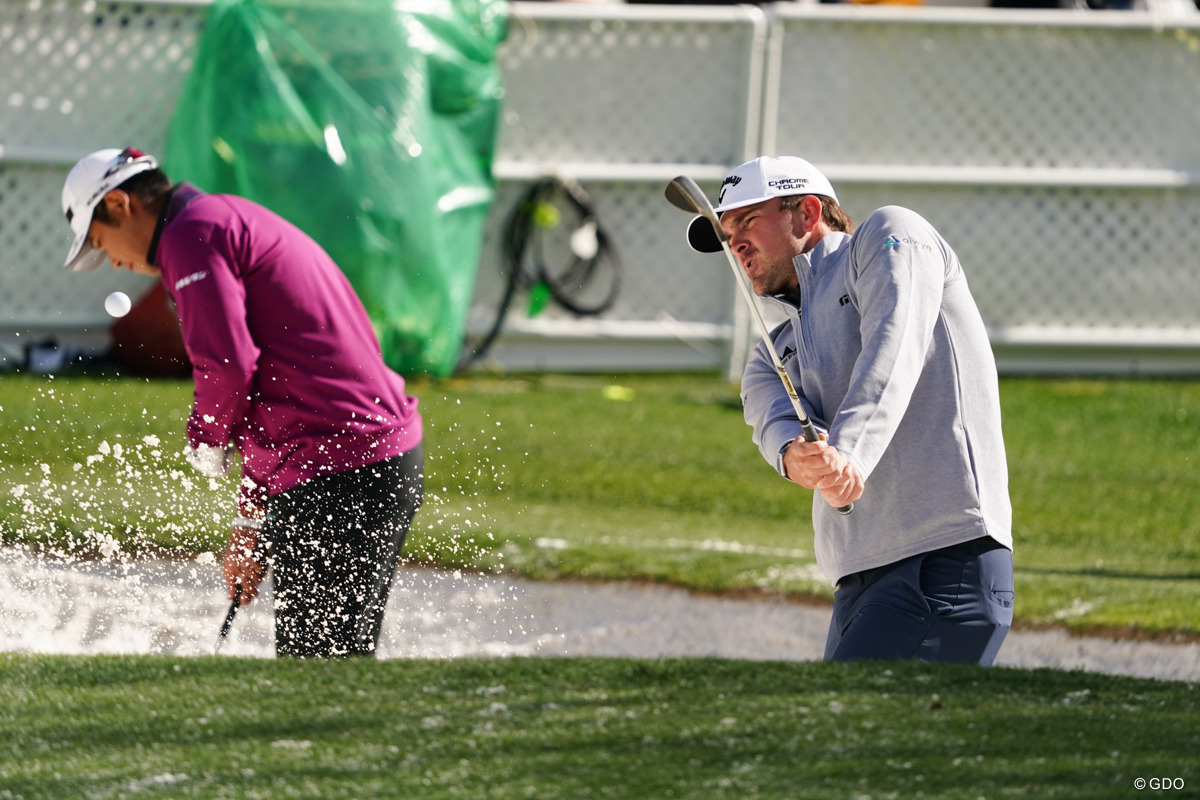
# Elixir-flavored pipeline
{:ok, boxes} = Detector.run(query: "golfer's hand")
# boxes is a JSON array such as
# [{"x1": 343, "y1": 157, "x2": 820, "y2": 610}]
[
  {"x1": 782, "y1": 435, "x2": 865, "y2": 509},
  {"x1": 222, "y1": 525, "x2": 266, "y2": 606},
  {"x1": 782, "y1": 433, "x2": 838, "y2": 489},
  {"x1": 815, "y1": 459, "x2": 864, "y2": 509}
]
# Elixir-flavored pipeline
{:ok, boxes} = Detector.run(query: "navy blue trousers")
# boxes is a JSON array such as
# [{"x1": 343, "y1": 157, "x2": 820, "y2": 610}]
[{"x1": 824, "y1": 536, "x2": 1014, "y2": 665}]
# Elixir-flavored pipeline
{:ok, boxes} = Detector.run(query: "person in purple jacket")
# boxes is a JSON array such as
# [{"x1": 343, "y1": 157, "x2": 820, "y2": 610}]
[{"x1": 60, "y1": 147, "x2": 424, "y2": 658}]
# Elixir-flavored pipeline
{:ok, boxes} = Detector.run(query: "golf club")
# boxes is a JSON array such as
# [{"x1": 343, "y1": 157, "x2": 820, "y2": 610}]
[
  {"x1": 665, "y1": 175, "x2": 853, "y2": 515},
  {"x1": 213, "y1": 583, "x2": 242, "y2": 655}
]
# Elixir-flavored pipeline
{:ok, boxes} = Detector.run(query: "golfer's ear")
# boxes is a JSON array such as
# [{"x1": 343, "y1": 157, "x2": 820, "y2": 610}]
[
  {"x1": 101, "y1": 189, "x2": 132, "y2": 221},
  {"x1": 800, "y1": 195, "x2": 823, "y2": 232}
]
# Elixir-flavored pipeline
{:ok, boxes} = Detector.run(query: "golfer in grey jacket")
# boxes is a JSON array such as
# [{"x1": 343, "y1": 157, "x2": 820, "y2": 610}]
[{"x1": 685, "y1": 157, "x2": 1013, "y2": 664}]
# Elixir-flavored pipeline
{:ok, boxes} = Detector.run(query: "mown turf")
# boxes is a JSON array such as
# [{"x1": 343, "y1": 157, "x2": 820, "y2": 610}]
[{"x1": 1, "y1": 653, "x2": 1196, "y2": 799}]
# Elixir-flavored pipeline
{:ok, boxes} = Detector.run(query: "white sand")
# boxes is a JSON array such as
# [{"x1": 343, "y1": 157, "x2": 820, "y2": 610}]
[{"x1": 1, "y1": 547, "x2": 1196, "y2": 682}]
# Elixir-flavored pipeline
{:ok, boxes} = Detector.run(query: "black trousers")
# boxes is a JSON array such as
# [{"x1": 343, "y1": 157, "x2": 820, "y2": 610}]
[{"x1": 265, "y1": 446, "x2": 424, "y2": 658}]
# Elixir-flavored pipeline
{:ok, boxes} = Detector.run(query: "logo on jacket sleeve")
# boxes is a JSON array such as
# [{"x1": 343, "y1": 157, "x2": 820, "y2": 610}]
[
  {"x1": 174, "y1": 270, "x2": 209, "y2": 291},
  {"x1": 882, "y1": 234, "x2": 933, "y2": 253}
]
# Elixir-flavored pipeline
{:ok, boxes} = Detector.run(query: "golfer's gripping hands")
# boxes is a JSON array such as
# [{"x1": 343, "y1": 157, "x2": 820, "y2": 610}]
[{"x1": 781, "y1": 433, "x2": 864, "y2": 510}]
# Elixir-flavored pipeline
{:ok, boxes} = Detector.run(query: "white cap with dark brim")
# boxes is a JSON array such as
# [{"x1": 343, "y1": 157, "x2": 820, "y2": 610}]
[
  {"x1": 61, "y1": 148, "x2": 159, "y2": 272},
  {"x1": 686, "y1": 156, "x2": 838, "y2": 254}
]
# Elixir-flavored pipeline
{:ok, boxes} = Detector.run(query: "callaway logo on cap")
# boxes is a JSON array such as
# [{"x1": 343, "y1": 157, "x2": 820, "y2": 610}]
[
  {"x1": 717, "y1": 175, "x2": 742, "y2": 206},
  {"x1": 686, "y1": 156, "x2": 838, "y2": 254},
  {"x1": 61, "y1": 147, "x2": 159, "y2": 272}
]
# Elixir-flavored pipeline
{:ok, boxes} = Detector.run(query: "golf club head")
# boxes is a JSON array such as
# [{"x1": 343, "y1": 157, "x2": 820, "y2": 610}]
[
  {"x1": 664, "y1": 175, "x2": 709, "y2": 214},
  {"x1": 665, "y1": 176, "x2": 725, "y2": 239}
]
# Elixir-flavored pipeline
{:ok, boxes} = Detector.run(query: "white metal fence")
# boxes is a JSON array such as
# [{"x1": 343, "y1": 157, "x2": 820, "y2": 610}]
[{"x1": 2, "y1": 1, "x2": 1199, "y2": 374}]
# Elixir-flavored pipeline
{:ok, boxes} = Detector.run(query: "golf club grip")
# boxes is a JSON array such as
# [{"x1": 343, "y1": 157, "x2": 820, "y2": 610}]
[
  {"x1": 773, "y1": 343, "x2": 854, "y2": 514},
  {"x1": 797, "y1": 421, "x2": 854, "y2": 516}
]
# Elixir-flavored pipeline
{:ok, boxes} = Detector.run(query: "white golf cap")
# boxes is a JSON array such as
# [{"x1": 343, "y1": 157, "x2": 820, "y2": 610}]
[
  {"x1": 686, "y1": 156, "x2": 838, "y2": 253},
  {"x1": 61, "y1": 147, "x2": 159, "y2": 272}
]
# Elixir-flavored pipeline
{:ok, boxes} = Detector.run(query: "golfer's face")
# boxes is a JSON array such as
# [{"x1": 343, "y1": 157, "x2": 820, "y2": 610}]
[
  {"x1": 89, "y1": 217, "x2": 159, "y2": 276},
  {"x1": 721, "y1": 199, "x2": 802, "y2": 296}
]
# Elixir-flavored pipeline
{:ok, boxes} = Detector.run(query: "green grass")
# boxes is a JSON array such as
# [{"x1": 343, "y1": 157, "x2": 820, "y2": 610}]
[
  {"x1": 2, "y1": 654, "x2": 1196, "y2": 799},
  {"x1": 2, "y1": 372, "x2": 1199, "y2": 799},
  {"x1": 1, "y1": 372, "x2": 1199, "y2": 638}
]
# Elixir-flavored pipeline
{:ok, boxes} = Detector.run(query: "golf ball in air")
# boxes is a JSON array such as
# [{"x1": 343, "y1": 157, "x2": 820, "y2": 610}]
[{"x1": 105, "y1": 291, "x2": 132, "y2": 318}]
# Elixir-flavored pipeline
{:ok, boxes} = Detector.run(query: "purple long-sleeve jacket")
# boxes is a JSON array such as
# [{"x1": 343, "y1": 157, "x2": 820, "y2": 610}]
[{"x1": 148, "y1": 183, "x2": 422, "y2": 514}]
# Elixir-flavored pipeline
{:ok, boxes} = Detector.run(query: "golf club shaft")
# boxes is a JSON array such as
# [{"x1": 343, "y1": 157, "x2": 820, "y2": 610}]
[
  {"x1": 214, "y1": 583, "x2": 242, "y2": 655},
  {"x1": 716, "y1": 239, "x2": 853, "y2": 515},
  {"x1": 666, "y1": 175, "x2": 851, "y2": 514},
  {"x1": 718, "y1": 240, "x2": 819, "y2": 442}
]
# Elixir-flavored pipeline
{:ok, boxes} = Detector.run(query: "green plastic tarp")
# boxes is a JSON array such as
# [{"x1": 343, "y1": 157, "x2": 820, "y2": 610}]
[{"x1": 165, "y1": 0, "x2": 508, "y2": 376}]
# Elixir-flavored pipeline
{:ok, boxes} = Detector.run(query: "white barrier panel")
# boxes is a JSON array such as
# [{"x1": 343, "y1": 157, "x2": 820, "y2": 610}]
[
  {"x1": 0, "y1": 0, "x2": 205, "y2": 353},
  {"x1": 469, "y1": 4, "x2": 767, "y2": 372},
  {"x1": 763, "y1": 5, "x2": 1200, "y2": 374},
  {"x1": 2, "y1": 1, "x2": 1199, "y2": 374}
]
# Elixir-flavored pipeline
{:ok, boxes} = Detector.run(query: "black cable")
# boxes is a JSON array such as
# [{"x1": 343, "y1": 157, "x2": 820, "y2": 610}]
[{"x1": 456, "y1": 176, "x2": 620, "y2": 373}]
